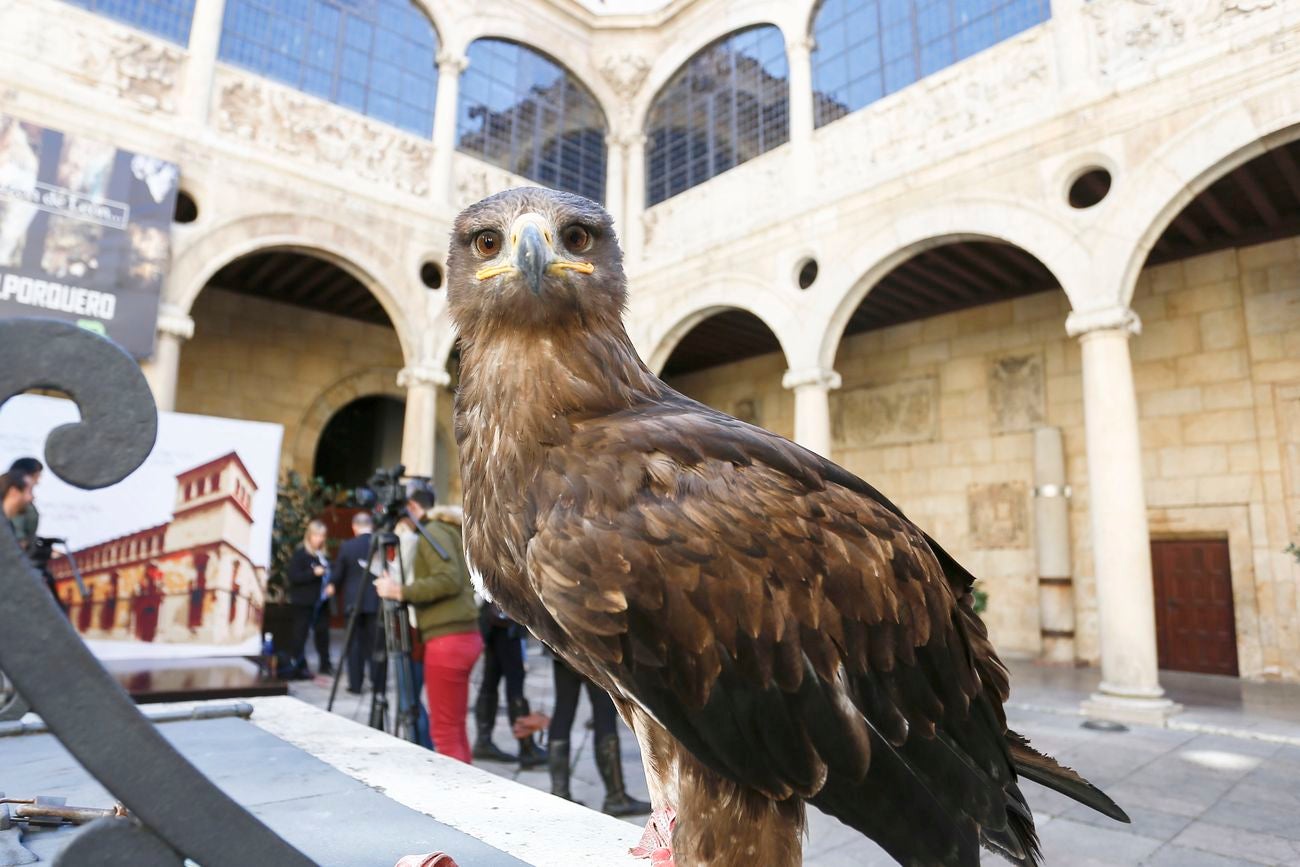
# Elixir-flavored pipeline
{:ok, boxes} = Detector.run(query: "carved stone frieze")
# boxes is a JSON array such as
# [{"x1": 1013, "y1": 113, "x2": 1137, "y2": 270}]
[
  {"x1": 1085, "y1": 0, "x2": 1189, "y2": 78},
  {"x1": 86, "y1": 33, "x2": 182, "y2": 113},
  {"x1": 0, "y1": 4, "x2": 180, "y2": 114},
  {"x1": 452, "y1": 156, "x2": 531, "y2": 211},
  {"x1": 215, "y1": 72, "x2": 433, "y2": 197},
  {"x1": 832, "y1": 378, "x2": 938, "y2": 449}
]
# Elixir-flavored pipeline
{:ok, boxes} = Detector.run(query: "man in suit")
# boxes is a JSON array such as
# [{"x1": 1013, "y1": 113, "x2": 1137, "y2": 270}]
[{"x1": 331, "y1": 511, "x2": 384, "y2": 695}]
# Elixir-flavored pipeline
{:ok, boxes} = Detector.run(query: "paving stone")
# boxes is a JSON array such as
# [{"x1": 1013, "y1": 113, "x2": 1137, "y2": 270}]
[
  {"x1": 1144, "y1": 843, "x2": 1267, "y2": 867},
  {"x1": 1036, "y1": 816, "x2": 1164, "y2": 866},
  {"x1": 1172, "y1": 820, "x2": 1300, "y2": 865}
]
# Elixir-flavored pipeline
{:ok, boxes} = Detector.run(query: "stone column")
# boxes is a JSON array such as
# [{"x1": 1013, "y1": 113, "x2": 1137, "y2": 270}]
[
  {"x1": 1067, "y1": 307, "x2": 1180, "y2": 725},
  {"x1": 604, "y1": 132, "x2": 627, "y2": 243},
  {"x1": 179, "y1": 0, "x2": 227, "y2": 126},
  {"x1": 782, "y1": 367, "x2": 841, "y2": 458},
  {"x1": 141, "y1": 305, "x2": 195, "y2": 413},
  {"x1": 397, "y1": 365, "x2": 450, "y2": 479},
  {"x1": 623, "y1": 133, "x2": 648, "y2": 262},
  {"x1": 786, "y1": 36, "x2": 815, "y2": 150},
  {"x1": 430, "y1": 50, "x2": 470, "y2": 207},
  {"x1": 1049, "y1": 0, "x2": 1090, "y2": 95}
]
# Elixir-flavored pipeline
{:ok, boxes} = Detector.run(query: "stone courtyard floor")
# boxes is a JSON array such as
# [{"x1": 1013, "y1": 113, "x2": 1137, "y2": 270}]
[{"x1": 291, "y1": 643, "x2": 1300, "y2": 866}]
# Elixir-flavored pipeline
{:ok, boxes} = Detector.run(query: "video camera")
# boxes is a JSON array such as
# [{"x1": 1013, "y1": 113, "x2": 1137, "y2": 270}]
[{"x1": 353, "y1": 465, "x2": 433, "y2": 528}]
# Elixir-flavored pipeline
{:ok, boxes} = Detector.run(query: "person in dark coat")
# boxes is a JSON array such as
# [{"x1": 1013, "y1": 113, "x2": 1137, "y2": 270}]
[
  {"x1": 285, "y1": 519, "x2": 329, "y2": 679},
  {"x1": 331, "y1": 511, "x2": 385, "y2": 695}
]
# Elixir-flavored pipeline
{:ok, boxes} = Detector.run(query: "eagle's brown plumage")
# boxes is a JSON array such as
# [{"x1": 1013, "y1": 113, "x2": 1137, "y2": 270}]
[{"x1": 448, "y1": 188, "x2": 1127, "y2": 867}]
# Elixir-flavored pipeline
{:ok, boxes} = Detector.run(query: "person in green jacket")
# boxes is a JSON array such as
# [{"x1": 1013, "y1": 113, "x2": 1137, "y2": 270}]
[{"x1": 375, "y1": 488, "x2": 482, "y2": 763}]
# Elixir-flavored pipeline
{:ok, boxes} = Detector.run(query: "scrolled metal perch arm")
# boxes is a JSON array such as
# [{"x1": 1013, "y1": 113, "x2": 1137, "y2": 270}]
[{"x1": 0, "y1": 318, "x2": 315, "y2": 866}]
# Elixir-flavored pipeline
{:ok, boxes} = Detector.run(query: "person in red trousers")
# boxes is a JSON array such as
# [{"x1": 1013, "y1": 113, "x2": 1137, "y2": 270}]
[{"x1": 376, "y1": 489, "x2": 481, "y2": 763}]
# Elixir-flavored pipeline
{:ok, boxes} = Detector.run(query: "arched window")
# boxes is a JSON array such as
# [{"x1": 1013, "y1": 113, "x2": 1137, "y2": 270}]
[
  {"x1": 811, "y1": 0, "x2": 1050, "y2": 128},
  {"x1": 456, "y1": 39, "x2": 607, "y2": 203},
  {"x1": 63, "y1": 0, "x2": 196, "y2": 45},
  {"x1": 645, "y1": 26, "x2": 789, "y2": 207},
  {"x1": 219, "y1": 0, "x2": 439, "y2": 136}
]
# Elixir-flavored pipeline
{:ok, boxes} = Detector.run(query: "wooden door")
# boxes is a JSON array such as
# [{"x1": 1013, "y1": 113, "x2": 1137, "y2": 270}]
[{"x1": 1151, "y1": 539, "x2": 1238, "y2": 676}]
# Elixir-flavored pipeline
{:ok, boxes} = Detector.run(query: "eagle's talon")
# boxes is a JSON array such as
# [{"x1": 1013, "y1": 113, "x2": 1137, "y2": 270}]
[{"x1": 630, "y1": 807, "x2": 676, "y2": 859}]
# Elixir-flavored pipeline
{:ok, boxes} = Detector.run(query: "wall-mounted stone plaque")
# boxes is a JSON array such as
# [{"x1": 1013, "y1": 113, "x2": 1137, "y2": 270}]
[
  {"x1": 832, "y1": 378, "x2": 938, "y2": 448},
  {"x1": 968, "y1": 482, "x2": 1030, "y2": 549},
  {"x1": 731, "y1": 397, "x2": 761, "y2": 426},
  {"x1": 989, "y1": 353, "x2": 1045, "y2": 433}
]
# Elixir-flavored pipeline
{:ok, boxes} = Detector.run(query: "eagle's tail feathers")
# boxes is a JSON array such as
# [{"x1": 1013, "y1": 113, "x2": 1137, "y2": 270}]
[
  {"x1": 978, "y1": 782, "x2": 1041, "y2": 867},
  {"x1": 1007, "y1": 729, "x2": 1130, "y2": 823}
]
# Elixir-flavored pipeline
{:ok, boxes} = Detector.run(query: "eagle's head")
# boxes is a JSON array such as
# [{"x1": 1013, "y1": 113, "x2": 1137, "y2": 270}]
[{"x1": 446, "y1": 187, "x2": 626, "y2": 337}]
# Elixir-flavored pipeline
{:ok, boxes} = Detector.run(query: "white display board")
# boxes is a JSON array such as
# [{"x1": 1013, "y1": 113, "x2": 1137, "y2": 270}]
[{"x1": 0, "y1": 394, "x2": 283, "y2": 659}]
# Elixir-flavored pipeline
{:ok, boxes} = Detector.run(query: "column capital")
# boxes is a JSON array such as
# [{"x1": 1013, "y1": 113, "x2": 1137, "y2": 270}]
[
  {"x1": 155, "y1": 304, "x2": 195, "y2": 341},
  {"x1": 786, "y1": 35, "x2": 816, "y2": 57},
  {"x1": 1065, "y1": 306, "x2": 1141, "y2": 339},
  {"x1": 397, "y1": 365, "x2": 451, "y2": 389},
  {"x1": 436, "y1": 50, "x2": 469, "y2": 74},
  {"x1": 782, "y1": 367, "x2": 841, "y2": 392},
  {"x1": 606, "y1": 130, "x2": 647, "y2": 149}
]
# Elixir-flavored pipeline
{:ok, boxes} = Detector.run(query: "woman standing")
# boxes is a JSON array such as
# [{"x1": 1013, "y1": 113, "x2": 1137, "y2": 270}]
[{"x1": 285, "y1": 519, "x2": 331, "y2": 679}]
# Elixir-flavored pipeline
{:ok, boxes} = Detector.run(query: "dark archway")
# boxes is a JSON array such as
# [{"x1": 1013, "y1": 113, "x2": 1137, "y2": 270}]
[
  {"x1": 659, "y1": 309, "x2": 787, "y2": 435},
  {"x1": 313, "y1": 395, "x2": 406, "y2": 489}
]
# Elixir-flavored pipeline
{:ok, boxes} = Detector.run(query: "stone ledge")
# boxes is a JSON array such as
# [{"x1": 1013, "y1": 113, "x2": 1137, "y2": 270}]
[{"x1": 243, "y1": 695, "x2": 641, "y2": 866}]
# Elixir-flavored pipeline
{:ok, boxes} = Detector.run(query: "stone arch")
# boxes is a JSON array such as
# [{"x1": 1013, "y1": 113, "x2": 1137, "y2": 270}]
[
  {"x1": 166, "y1": 211, "x2": 418, "y2": 363},
  {"x1": 1106, "y1": 78, "x2": 1300, "y2": 307},
  {"x1": 813, "y1": 199, "x2": 1087, "y2": 371},
  {"x1": 290, "y1": 367, "x2": 404, "y2": 474},
  {"x1": 636, "y1": 276, "x2": 803, "y2": 375}
]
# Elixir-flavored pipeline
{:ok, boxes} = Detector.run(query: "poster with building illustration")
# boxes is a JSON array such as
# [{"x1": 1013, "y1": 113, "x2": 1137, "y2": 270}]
[{"x1": 0, "y1": 394, "x2": 282, "y2": 659}]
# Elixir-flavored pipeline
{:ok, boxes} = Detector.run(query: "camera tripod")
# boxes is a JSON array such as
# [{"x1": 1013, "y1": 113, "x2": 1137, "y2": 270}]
[{"x1": 324, "y1": 506, "x2": 449, "y2": 745}]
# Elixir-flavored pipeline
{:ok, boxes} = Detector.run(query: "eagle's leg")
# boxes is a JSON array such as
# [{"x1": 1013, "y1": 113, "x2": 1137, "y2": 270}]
[
  {"x1": 619, "y1": 702, "x2": 678, "y2": 864},
  {"x1": 671, "y1": 753, "x2": 804, "y2": 867}
]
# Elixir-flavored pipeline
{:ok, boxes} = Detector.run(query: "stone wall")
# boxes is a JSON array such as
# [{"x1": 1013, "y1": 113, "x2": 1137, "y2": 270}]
[
  {"x1": 662, "y1": 240, "x2": 1300, "y2": 679},
  {"x1": 176, "y1": 288, "x2": 405, "y2": 474}
]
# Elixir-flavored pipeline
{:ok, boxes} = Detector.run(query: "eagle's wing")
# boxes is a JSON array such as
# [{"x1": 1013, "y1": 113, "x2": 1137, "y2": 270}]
[{"x1": 525, "y1": 395, "x2": 1033, "y2": 865}]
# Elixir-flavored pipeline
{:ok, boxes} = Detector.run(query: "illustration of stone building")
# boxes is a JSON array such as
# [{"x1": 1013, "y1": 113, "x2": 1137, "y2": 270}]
[{"x1": 49, "y1": 452, "x2": 265, "y2": 647}]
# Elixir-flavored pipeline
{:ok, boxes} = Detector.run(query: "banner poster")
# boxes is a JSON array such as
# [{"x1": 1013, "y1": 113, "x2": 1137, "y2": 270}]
[
  {"x1": 0, "y1": 395, "x2": 283, "y2": 660},
  {"x1": 0, "y1": 112, "x2": 178, "y2": 358}
]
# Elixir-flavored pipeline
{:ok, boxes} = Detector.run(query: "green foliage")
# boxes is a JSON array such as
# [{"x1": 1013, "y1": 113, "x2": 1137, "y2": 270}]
[
  {"x1": 269, "y1": 471, "x2": 346, "y2": 603},
  {"x1": 1288, "y1": 540, "x2": 1300, "y2": 565},
  {"x1": 973, "y1": 587, "x2": 989, "y2": 615}
]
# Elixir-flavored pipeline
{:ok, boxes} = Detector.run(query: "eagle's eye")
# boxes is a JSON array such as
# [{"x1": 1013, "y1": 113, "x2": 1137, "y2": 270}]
[
  {"x1": 561, "y1": 224, "x2": 593, "y2": 254},
  {"x1": 473, "y1": 230, "x2": 503, "y2": 257}
]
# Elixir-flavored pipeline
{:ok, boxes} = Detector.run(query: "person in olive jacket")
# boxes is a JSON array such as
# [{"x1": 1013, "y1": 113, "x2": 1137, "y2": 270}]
[{"x1": 375, "y1": 488, "x2": 481, "y2": 763}]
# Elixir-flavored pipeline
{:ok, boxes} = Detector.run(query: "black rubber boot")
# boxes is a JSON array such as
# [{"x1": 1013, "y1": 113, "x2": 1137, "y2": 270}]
[
  {"x1": 510, "y1": 697, "x2": 549, "y2": 769},
  {"x1": 595, "y1": 733, "x2": 651, "y2": 816},
  {"x1": 472, "y1": 687, "x2": 515, "y2": 762},
  {"x1": 549, "y1": 739, "x2": 578, "y2": 802}
]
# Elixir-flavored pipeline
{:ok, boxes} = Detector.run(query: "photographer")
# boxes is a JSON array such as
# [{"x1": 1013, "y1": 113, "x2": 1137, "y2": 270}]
[
  {"x1": 7, "y1": 457, "x2": 42, "y2": 552},
  {"x1": 375, "y1": 489, "x2": 480, "y2": 763},
  {"x1": 1, "y1": 470, "x2": 33, "y2": 541}
]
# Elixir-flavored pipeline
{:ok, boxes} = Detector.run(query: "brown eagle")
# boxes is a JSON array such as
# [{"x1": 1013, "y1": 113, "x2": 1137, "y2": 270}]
[{"x1": 447, "y1": 188, "x2": 1127, "y2": 867}]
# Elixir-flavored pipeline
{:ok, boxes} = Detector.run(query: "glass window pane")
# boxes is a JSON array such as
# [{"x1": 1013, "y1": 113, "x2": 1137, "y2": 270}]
[
  {"x1": 456, "y1": 39, "x2": 608, "y2": 203},
  {"x1": 60, "y1": 0, "x2": 196, "y2": 44},
  {"x1": 217, "y1": 0, "x2": 439, "y2": 137},
  {"x1": 644, "y1": 25, "x2": 790, "y2": 206},
  {"x1": 811, "y1": 0, "x2": 1049, "y2": 128}
]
